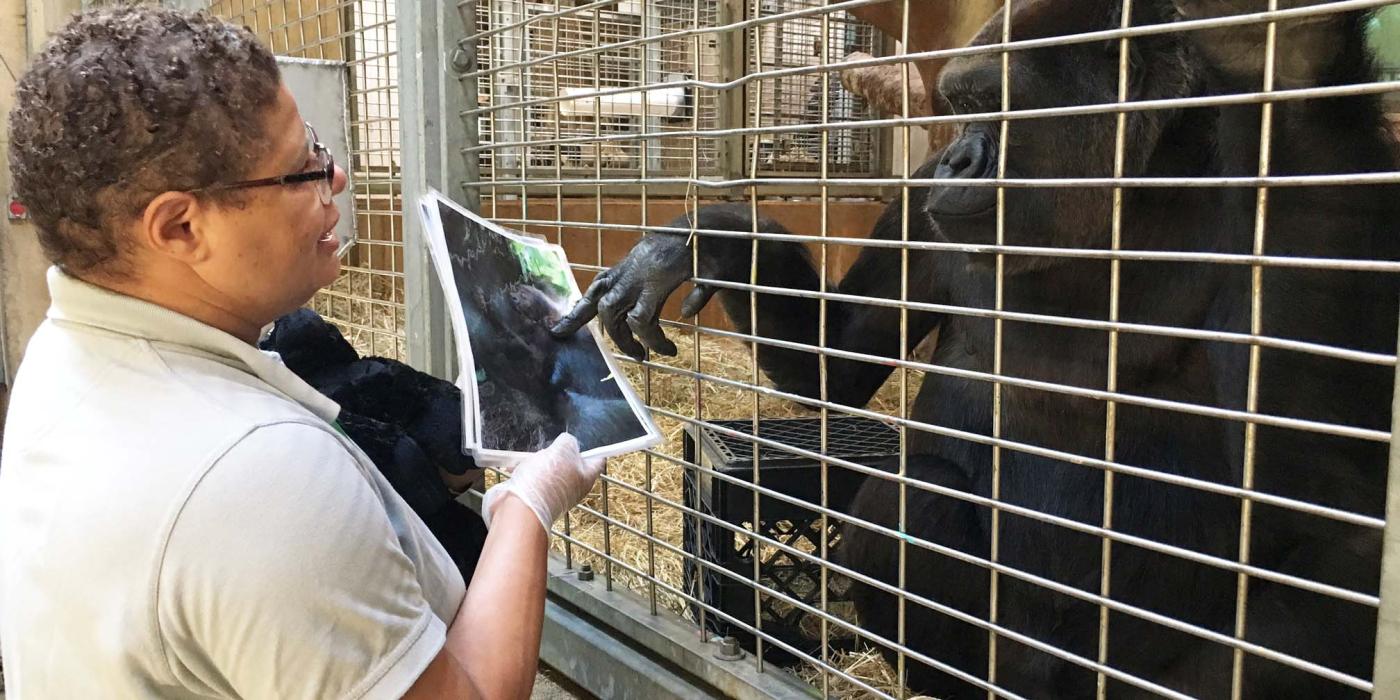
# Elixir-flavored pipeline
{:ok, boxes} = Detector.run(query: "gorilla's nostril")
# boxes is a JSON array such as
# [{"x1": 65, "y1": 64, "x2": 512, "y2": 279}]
[
  {"x1": 928, "y1": 130, "x2": 997, "y2": 217},
  {"x1": 937, "y1": 131, "x2": 993, "y2": 180}
]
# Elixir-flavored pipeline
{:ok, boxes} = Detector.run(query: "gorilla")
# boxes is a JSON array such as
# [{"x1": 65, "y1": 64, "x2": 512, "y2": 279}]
[
  {"x1": 469, "y1": 279, "x2": 647, "y2": 453},
  {"x1": 550, "y1": 0, "x2": 1400, "y2": 696}
]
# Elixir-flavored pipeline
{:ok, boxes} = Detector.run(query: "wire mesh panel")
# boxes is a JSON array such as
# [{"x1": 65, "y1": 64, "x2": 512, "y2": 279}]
[
  {"x1": 206, "y1": 0, "x2": 407, "y2": 360},
  {"x1": 470, "y1": 0, "x2": 723, "y2": 181},
  {"x1": 746, "y1": 0, "x2": 882, "y2": 175},
  {"x1": 683, "y1": 416, "x2": 901, "y2": 664},
  {"x1": 455, "y1": 0, "x2": 1400, "y2": 698}
]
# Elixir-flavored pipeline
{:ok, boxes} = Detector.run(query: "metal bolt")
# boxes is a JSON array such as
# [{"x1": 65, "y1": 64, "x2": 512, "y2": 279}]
[
  {"x1": 577, "y1": 563, "x2": 594, "y2": 582},
  {"x1": 449, "y1": 48, "x2": 474, "y2": 73},
  {"x1": 714, "y1": 636, "x2": 743, "y2": 661}
]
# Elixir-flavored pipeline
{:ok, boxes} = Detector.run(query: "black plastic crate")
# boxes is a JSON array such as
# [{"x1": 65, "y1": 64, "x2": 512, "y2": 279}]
[{"x1": 682, "y1": 416, "x2": 901, "y2": 665}]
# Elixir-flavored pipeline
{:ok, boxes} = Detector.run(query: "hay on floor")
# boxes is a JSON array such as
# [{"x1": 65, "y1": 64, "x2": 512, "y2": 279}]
[
  {"x1": 317, "y1": 267, "x2": 406, "y2": 359},
  {"x1": 545, "y1": 329, "x2": 924, "y2": 697}
]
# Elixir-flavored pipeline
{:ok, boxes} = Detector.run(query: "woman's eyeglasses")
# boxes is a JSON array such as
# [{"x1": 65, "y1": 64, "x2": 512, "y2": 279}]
[{"x1": 188, "y1": 122, "x2": 334, "y2": 205}]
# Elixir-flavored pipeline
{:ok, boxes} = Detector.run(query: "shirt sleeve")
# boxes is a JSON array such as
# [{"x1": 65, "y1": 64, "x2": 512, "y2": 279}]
[{"x1": 155, "y1": 421, "x2": 447, "y2": 700}]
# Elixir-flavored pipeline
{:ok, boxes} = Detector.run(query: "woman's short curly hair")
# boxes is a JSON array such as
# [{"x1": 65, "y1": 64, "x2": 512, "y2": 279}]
[{"x1": 8, "y1": 6, "x2": 282, "y2": 276}]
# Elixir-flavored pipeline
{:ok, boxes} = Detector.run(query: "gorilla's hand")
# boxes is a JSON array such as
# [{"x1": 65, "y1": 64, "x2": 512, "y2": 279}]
[{"x1": 549, "y1": 233, "x2": 720, "y2": 360}]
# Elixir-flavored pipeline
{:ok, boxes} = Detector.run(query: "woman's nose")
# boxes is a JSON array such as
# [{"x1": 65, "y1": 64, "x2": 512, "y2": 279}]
[{"x1": 331, "y1": 164, "x2": 347, "y2": 196}]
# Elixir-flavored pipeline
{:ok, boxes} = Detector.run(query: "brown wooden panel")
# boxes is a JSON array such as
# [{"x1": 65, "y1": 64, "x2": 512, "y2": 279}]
[{"x1": 486, "y1": 198, "x2": 891, "y2": 332}]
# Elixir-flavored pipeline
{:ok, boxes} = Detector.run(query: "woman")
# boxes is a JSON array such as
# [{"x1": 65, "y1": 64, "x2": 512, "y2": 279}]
[{"x1": 0, "y1": 7, "x2": 594, "y2": 698}]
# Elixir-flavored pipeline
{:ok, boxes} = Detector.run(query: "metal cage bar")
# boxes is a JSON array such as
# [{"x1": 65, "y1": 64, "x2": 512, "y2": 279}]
[
  {"x1": 207, "y1": 0, "x2": 408, "y2": 361},
  {"x1": 438, "y1": 0, "x2": 1400, "y2": 697}
]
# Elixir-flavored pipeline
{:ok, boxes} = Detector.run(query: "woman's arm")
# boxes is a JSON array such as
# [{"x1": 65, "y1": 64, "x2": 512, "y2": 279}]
[
  {"x1": 403, "y1": 494, "x2": 546, "y2": 700},
  {"x1": 405, "y1": 433, "x2": 602, "y2": 699}
]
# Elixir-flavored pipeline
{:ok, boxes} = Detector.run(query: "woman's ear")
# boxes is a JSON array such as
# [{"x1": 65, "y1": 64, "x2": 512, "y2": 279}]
[{"x1": 137, "y1": 192, "x2": 206, "y2": 264}]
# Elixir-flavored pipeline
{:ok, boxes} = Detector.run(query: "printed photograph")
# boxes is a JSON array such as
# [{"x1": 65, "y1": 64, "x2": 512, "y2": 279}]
[{"x1": 434, "y1": 198, "x2": 655, "y2": 456}]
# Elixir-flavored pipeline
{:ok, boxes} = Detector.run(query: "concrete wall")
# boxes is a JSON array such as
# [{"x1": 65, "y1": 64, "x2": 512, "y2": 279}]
[{"x1": 0, "y1": 0, "x2": 82, "y2": 441}]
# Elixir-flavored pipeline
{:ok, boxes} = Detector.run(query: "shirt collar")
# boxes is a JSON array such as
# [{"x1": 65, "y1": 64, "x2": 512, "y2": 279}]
[{"x1": 45, "y1": 266, "x2": 341, "y2": 423}]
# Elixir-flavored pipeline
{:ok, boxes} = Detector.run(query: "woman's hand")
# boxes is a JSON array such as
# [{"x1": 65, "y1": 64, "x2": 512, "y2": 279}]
[{"x1": 480, "y1": 433, "x2": 606, "y2": 530}]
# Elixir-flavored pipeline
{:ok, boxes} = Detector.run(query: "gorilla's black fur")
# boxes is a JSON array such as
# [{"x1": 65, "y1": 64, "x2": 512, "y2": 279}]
[{"x1": 555, "y1": 1, "x2": 1400, "y2": 695}]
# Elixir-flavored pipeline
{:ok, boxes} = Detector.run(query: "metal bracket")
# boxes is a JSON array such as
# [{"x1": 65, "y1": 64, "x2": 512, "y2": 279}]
[
  {"x1": 545, "y1": 555, "x2": 816, "y2": 700},
  {"x1": 540, "y1": 596, "x2": 722, "y2": 699}
]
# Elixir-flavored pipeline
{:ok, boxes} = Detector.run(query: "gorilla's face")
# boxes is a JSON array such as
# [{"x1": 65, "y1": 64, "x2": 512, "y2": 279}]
[{"x1": 924, "y1": 0, "x2": 1194, "y2": 274}]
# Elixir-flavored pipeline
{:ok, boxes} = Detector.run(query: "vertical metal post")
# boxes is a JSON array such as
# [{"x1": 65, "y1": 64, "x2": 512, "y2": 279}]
[
  {"x1": 816, "y1": 5, "x2": 832, "y2": 694},
  {"x1": 493, "y1": 0, "x2": 525, "y2": 176},
  {"x1": 1372, "y1": 303, "x2": 1400, "y2": 695},
  {"x1": 897, "y1": 3, "x2": 913, "y2": 695},
  {"x1": 639, "y1": 0, "x2": 657, "y2": 617},
  {"x1": 1231, "y1": 4, "x2": 1279, "y2": 697},
  {"x1": 641, "y1": 0, "x2": 662, "y2": 172},
  {"x1": 717, "y1": 0, "x2": 746, "y2": 186},
  {"x1": 987, "y1": 3, "x2": 1012, "y2": 692},
  {"x1": 398, "y1": 0, "x2": 467, "y2": 379},
  {"x1": 459, "y1": 0, "x2": 483, "y2": 214},
  {"x1": 688, "y1": 0, "x2": 707, "y2": 642},
  {"x1": 1097, "y1": 3, "x2": 1133, "y2": 696},
  {"x1": 747, "y1": 0, "x2": 764, "y2": 667}
]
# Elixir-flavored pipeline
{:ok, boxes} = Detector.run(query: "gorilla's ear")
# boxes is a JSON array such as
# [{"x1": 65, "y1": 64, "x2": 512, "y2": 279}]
[
  {"x1": 1145, "y1": 0, "x2": 1186, "y2": 24},
  {"x1": 1101, "y1": 30, "x2": 1147, "y2": 96},
  {"x1": 1103, "y1": 0, "x2": 1183, "y2": 97},
  {"x1": 1105, "y1": 0, "x2": 1183, "y2": 34}
]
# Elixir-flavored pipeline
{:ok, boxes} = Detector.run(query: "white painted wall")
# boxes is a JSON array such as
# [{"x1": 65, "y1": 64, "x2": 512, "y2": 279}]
[{"x1": 0, "y1": 0, "x2": 83, "y2": 435}]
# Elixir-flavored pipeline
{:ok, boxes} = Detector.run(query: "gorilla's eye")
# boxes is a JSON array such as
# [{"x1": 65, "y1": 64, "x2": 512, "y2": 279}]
[
  {"x1": 940, "y1": 85, "x2": 981, "y2": 115},
  {"x1": 934, "y1": 94, "x2": 956, "y2": 116}
]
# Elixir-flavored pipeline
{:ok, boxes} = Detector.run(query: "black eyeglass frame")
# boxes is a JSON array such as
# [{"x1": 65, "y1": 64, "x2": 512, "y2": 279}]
[{"x1": 188, "y1": 122, "x2": 334, "y2": 204}]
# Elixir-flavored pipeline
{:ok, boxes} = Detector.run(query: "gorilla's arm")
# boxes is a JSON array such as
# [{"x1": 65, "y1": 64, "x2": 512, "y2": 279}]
[
  {"x1": 702, "y1": 202, "x2": 945, "y2": 405},
  {"x1": 551, "y1": 197, "x2": 945, "y2": 408}
]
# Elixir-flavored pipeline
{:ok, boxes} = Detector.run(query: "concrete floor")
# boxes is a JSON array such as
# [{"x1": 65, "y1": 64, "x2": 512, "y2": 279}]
[
  {"x1": 0, "y1": 674, "x2": 577, "y2": 699},
  {"x1": 0, "y1": 665, "x2": 581, "y2": 699},
  {"x1": 533, "y1": 665, "x2": 592, "y2": 699}
]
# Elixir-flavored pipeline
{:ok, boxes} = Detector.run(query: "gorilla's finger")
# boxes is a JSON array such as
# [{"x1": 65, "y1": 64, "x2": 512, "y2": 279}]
[
  {"x1": 626, "y1": 311, "x2": 677, "y2": 357},
  {"x1": 551, "y1": 270, "x2": 614, "y2": 337},
  {"x1": 604, "y1": 313, "x2": 648, "y2": 360},
  {"x1": 680, "y1": 284, "x2": 720, "y2": 318},
  {"x1": 596, "y1": 282, "x2": 634, "y2": 330},
  {"x1": 626, "y1": 289, "x2": 677, "y2": 356},
  {"x1": 598, "y1": 284, "x2": 647, "y2": 360}
]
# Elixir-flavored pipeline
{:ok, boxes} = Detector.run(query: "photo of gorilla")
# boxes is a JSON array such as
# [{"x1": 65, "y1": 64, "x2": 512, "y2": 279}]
[
  {"x1": 549, "y1": 0, "x2": 1400, "y2": 697},
  {"x1": 434, "y1": 199, "x2": 654, "y2": 457}
]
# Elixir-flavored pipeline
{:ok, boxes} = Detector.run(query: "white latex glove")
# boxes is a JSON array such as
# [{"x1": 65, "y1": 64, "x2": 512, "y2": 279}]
[{"x1": 480, "y1": 433, "x2": 606, "y2": 531}]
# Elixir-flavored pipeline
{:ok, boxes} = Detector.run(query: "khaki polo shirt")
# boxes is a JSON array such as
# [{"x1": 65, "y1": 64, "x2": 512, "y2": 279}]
[{"x1": 0, "y1": 268, "x2": 465, "y2": 699}]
